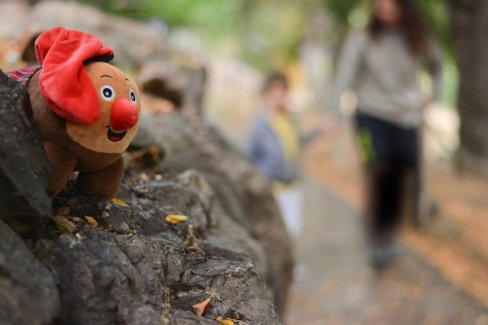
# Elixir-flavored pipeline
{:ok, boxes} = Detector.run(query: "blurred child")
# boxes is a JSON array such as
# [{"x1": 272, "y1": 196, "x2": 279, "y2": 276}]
[{"x1": 247, "y1": 72, "x2": 321, "y2": 239}]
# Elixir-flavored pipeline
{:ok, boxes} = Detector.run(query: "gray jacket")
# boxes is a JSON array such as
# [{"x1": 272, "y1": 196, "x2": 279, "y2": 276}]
[
  {"x1": 330, "y1": 29, "x2": 443, "y2": 127},
  {"x1": 247, "y1": 114, "x2": 320, "y2": 183}
]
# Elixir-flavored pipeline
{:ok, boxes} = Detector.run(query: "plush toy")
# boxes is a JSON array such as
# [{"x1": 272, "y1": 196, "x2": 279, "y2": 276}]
[{"x1": 9, "y1": 27, "x2": 140, "y2": 198}]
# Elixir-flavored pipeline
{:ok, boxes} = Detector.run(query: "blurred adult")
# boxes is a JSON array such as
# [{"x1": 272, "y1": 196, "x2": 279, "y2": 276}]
[{"x1": 330, "y1": 0, "x2": 442, "y2": 268}]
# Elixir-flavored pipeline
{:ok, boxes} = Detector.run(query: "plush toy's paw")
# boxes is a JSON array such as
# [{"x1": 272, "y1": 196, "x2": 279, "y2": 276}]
[
  {"x1": 44, "y1": 142, "x2": 77, "y2": 199},
  {"x1": 76, "y1": 158, "x2": 124, "y2": 198}
]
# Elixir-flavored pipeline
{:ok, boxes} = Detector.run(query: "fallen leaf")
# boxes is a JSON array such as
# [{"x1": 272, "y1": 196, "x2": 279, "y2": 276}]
[
  {"x1": 51, "y1": 215, "x2": 77, "y2": 233},
  {"x1": 112, "y1": 198, "x2": 129, "y2": 207},
  {"x1": 85, "y1": 216, "x2": 98, "y2": 226},
  {"x1": 215, "y1": 317, "x2": 234, "y2": 325},
  {"x1": 192, "y1": 297, "x2": 212, "y2": 316},
  {"x1": 165, "y1": 214, "x2": 187, "y2": 224},
  {"x1": 139, "y1": 172, "x2": 149, "y2": 182}
]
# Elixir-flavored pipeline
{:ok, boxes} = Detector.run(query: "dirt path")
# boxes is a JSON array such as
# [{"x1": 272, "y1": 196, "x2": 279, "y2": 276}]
[{"x1": 284, "y1": 181, "x2": 488, "y2": 325}]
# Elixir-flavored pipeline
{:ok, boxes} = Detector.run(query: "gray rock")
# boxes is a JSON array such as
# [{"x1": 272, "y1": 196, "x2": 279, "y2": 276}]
[
  {"x1": 27, "y1": 1, "x2": 169, "y2": 70},
  {"x1": 0, "y1": 70, "x2": 58, "y2": 325},
  {"x1": 0, "y1": 1, "x2": 170, "y2": 69},
  {"x1": 33, "y1": 170, "x2": 280, "y2": 324},
  {"x1": 138, "y1": 61, "x2": 187, "y2": 107},
  {"x1": 0, "y1": 77, "x2": 289, "y2": 323},
  {"x1": 138, "y1": 61, "x2": 207, "y2": 117},
  {"x1": 138, "y1": 112, "x2": 294, "y2": 316},
  {"x1": 0, "y1": 219, "x2": 60, "y2": 325},
  {"x1": 0, "y1": 1, "x2": 29, "y2": 41},
  {"x1": 0, "y1": 70, "x2": 51, "y2": 232},
  {"x1": 0, "y1": 3, "x2": 292, "y2": 320}
]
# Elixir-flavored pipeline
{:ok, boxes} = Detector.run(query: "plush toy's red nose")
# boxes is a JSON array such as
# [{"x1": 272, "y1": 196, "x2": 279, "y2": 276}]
[{"x1": 110, "y1": 98, "x2": 139, "y2": 131}]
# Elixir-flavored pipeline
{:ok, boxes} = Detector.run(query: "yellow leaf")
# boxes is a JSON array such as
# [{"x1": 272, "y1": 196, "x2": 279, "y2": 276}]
[
  {"x1": 192, "y1": 297, "x2": 212, "y2": 316},
  {"x1": 165, "y1": 214, "x2": 187, "y2": 224},
  {"x1": 139, "y1": 173, "x2": 149, "y2": 182},
  {"x1": 51, "y1": 215, "x2": 77, "y2": 233},
  {"x1": 112, "y1": 198, "x2": 129, "y2": 207},
  {"x1": 215, "y1": 317, "x2": 234, "y2": 325},
  {"x1": 85, "y1": 216, "x2": 98, "y2": 226}
]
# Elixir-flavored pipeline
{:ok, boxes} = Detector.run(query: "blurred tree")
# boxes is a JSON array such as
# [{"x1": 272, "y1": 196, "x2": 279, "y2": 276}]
[
  {"x1": 450, "y1": 0, "x2": 488, "y2": 173},
  {"x1": 323, "y1": 0, "x2": 450, "y2": 46},
  {"x1": 322, "y1": 0, "x2": 364, "y2": 23},
  {"x1": 325, "y1": 0, "x2": 488, "y2": 173},
  {"x1": 73, "y1": 0, "x2": 488, "y2": 172},
  {"x1": 77, "y1": 0, "x2": 310, "y2": 70}
]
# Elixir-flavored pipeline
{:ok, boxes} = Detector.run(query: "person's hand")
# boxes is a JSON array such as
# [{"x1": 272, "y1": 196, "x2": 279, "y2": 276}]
[
  {"x1": 320, "y1": 116, "x2": 343, "y2": 137},
  {"x1": 422, "y1": 97, "x2": 433, "y2": 111}
]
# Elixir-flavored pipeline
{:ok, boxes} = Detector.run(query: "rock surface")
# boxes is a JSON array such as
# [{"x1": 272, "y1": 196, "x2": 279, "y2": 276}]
[
  {"x1": 0, "y1": 70, "x2": 51, "y2": 231},
  {"x1": 0, "y1": 70, "x2": 58, "y2": 325},
  {"x1": 0, "y1": 0, "x2": 170, "y2": 69},
  {"x1": 0, "y1": 68, "x2": 291, "y2": 324},
  {"x1": 137, "y1": 112, "x2": 294, "y2": 315},
  {"x1": 0, "y1": 219, "x2": 60, "y2": 325},
  {"x1": 138, "y1": 61, "x2": 207, "y2": 116},
  {"x1": 0, "y1": 2, "x2": 292, "y2": 322},
  {"x1": 34, "y1": 169, "x2": 280, "y2": 324}
]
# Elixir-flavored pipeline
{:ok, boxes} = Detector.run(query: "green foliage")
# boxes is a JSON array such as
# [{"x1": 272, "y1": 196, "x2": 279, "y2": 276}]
[
  {"x1": 239, "y1": 1, "x2": 309, "y2": 70},
  {"x1": 322, "y1": 0, "x2": 364, "y2": 22},
  {"x1": 323, "y1": 0, "x2": 451, "y2": 48},
  {"x1": 76, "y1": 0, "x2": 311, "y2": 70},
  {"x1": 415, "y1": 0, "x2": 451, "y2": 48},
  {"x1": 76, "y1": 0, "x2": 452, "y2": 72},
  {"x1": 78, "y1": 0, "x2": 243, "y2": 31}
]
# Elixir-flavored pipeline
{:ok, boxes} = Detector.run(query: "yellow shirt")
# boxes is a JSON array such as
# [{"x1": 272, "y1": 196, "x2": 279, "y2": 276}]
[{"x1": 269, "y1": 112, "x2": 300, "y2": 162}]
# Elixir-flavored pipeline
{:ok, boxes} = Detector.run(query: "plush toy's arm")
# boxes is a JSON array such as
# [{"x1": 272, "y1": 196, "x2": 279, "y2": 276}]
[
  {"x1": 76, "y1": 157, "x2": 124, "y2": 198},
  {"x1": 44, "y1": 142, "x2": 77, "y2": 198}
]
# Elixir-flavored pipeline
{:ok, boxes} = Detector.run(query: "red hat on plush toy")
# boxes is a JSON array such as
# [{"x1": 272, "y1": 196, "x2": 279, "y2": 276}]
[{"x1": 35, "y1": 27, "x2": 114, "y2": 124}]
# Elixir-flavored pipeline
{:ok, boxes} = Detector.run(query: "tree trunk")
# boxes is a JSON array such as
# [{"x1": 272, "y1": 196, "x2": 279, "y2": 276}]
[{"x1": 451, "y1": 0, "x2": 488, "y2": 174}]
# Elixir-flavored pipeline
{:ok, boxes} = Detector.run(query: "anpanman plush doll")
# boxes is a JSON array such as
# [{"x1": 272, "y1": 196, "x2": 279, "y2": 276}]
[{"x1": 9, "y1": 27, "x2": 140, "y2": 198}]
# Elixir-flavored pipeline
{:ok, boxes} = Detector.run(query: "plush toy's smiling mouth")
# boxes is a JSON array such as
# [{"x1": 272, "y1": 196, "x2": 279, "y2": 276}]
[{"x1": 106, "y1": 126, "x2": 127, "y2": 142}]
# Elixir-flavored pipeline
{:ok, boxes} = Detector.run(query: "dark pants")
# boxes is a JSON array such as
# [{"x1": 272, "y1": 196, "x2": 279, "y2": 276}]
[{"x1": 354, "y1": 112, "x2": 421, "y2": 242}]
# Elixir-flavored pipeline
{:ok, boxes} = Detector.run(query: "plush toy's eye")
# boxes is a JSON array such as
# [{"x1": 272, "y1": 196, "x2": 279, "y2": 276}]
[
  {"x1": 129, "y1": 90, "x2": 137, "y2": 103},
  {"x1": 101, "y1": 85, "x2": 115, "y2": 101}
]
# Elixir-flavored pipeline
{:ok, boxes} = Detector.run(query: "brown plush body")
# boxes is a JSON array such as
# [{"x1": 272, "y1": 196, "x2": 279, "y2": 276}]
[{"x1": 28, "y1": 62, "x2": 140, "y2": 198}]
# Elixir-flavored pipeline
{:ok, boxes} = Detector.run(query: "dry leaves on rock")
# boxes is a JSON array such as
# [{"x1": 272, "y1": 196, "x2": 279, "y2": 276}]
[
  {"x1": 192, "y1": 297, "x2": 212, "y2": 316},
  {"x1": 111, "y1": 198, "x2": 129, "y2": 207},
  {"x1": 215, "y1": 317, "x2": 235, "y2": 325},
  {"x1": 84, "y1": 216, "x2": 98, "y2": 227},
  {"x1": 165, "y1": 214, "x2": 187, "y2": 224},
  {"x1": 51, "y1": 215, "x2": 77, "y2": 233},
  {"x1": 139, "y1": 172, "x2": 150, "y2": 182},
  {"x1": 215, "y1": 316, "x2": 250, "y2": 325}
]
